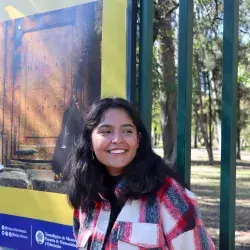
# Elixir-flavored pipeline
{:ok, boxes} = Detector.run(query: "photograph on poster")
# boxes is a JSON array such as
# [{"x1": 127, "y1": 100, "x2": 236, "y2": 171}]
[{"x1": 0, "y1": 0, "x2": 102, "y2": 194}]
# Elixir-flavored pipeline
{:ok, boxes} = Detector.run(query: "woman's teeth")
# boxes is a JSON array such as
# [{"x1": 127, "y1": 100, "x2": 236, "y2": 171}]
[{"x1": 109, "y1": 149, "x2": 126, "y2": 154}]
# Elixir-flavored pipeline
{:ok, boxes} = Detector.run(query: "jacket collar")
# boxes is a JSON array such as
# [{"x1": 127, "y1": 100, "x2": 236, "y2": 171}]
[{"x1": 98, "y1": 177, "x2": 129, "y2": 200}]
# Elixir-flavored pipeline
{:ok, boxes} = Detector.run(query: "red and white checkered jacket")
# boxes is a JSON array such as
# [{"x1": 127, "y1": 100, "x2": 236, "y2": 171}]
[{"x1": 73, "y1": 177, "x2": 215, "y2": 250}]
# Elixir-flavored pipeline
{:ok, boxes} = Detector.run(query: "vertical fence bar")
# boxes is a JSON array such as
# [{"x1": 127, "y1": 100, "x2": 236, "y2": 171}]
[
  {"x1": 176, "y1": 0, "x2": 194, "y2": 187},
  {"x1": 220, "y1": 0, "x2": 239, "y2": 249},
  {"x1": 126, "y1": 0, "x2": 137, "y2": 105},
  {"x1": 139, "y1": 0, "x2": 153, "y2": 133}
]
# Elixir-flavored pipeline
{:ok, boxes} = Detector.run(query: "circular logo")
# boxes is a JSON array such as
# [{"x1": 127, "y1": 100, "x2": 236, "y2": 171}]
[{"x1": 35, "y1": 231, "x2": 45, "y2": 244}]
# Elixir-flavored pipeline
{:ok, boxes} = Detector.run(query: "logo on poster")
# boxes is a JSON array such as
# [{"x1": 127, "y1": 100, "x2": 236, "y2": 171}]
[{"x1": 35, "y1": 230, "x2": 45, "y2": 244}]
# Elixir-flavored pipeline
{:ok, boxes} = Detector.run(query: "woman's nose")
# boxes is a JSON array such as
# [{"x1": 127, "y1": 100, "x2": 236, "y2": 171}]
[{"x1": 111, "y1": 132, "x2": 124, "y2": 143}]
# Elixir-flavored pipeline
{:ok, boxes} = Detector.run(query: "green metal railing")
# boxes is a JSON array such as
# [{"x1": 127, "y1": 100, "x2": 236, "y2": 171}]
[
  {"x1": 176, "y1": 0, "x2": 194, "y2": 188},
  {"x1": 133, "y1": 0, "x2": 239, "y2": 249},
  {"x1": 126, "y1": 0, "x2": 137, "y2": 105},
  {"x1": 220, "y1": 1, "x2": 239, "y2": 249},
  {"x1": 138, "y1": 0, "x2": 153, "y2": 133}
]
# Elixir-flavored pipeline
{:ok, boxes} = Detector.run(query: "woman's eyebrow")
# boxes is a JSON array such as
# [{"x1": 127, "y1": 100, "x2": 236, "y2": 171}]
[
  {"x1": 97, "y1": 124, "x2": 112, "y2": 129},
  {"x1": 121, "y1": 124, "x2": 135, "y2": 128},
  {"x1": 97, "y1": 124, "x2": 135, "y2": 129}
]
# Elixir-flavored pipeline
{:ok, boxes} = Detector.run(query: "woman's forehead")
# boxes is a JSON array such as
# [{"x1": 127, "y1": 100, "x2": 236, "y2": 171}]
[{"x1": 98, "y1": 108, "x2": 134, "y2": 126}]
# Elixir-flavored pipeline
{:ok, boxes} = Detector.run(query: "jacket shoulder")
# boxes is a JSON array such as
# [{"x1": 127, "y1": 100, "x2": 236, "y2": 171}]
[{"x1": 157, "y1": 177, "x2": 196, "y2": 222}]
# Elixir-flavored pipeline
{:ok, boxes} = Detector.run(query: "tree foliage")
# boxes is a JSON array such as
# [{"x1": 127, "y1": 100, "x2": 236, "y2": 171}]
[{"x1": 151, "y1": 0, "x2": 250, "y2": 164}]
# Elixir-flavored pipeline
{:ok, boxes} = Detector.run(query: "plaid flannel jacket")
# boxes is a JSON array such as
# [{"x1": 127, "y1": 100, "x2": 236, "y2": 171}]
[{"x1": 73, "y1": 177, "x2": 215, "y2": 250}]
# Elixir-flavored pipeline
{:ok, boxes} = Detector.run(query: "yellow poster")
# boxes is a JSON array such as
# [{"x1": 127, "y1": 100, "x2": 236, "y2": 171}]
[{"x1": 0, "y1": 0, "x2": 126, "y2": 249}]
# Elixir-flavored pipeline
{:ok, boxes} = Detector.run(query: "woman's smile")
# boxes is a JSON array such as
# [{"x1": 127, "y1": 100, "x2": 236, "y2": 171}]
[{"x1": 107, "y1": 149, "x2": 127, "y2": 154}]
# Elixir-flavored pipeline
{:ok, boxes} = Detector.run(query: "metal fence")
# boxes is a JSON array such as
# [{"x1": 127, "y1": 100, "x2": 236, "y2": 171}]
[{"x1": 127, "y1": 1, "x2": 239, "y2": 249}]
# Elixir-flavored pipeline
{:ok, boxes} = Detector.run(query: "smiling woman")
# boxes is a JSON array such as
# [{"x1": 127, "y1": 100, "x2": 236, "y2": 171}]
[
  {"x1": 66, "y1": 97, "x2": 215, "y2": 250},
  {"x1": 91, "y1": 108, "x2": 139, "y2": 176}
]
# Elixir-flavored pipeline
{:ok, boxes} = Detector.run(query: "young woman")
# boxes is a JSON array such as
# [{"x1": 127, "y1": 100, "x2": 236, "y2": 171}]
[{"x1": 67, "y1": 97, "x2": 215, "y2": 250}]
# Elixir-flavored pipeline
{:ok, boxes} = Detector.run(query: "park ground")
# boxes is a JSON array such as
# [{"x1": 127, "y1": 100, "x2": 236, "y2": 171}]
[{"x1": 154, "y1": 148, "x2": 250, "y2": 250}]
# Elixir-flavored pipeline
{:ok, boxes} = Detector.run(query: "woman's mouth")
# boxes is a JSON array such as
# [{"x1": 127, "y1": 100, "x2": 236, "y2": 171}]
[{"x1": 108, "y1": 149, "x2": 127, "y2": 154}]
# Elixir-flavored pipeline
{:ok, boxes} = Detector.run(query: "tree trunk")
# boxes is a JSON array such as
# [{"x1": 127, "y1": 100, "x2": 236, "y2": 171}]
[
  {"x1": 195, "y1": 111, "x2": 214, "y2": 164},
  {"x1": 237, "y1": 98, "x2": 241, "y2": 160},
  {"x1": 237, "y1": 126, "x2": 241, "y2": 160},
  {"x1": 160, "y1": 93, "x2": 177, "y2": 166},
  {"x1": 158, "y1": 13, "x2": 177, "y2": 168},
  {"x1": 194, "y1": 54, "x2": 214, "y2": 164},
  {"x1": 208, "y1": 74, "x2": 213, "y2": 150},
  {"x1": 194, "y1": 116, "x2": 198, "y2": 148},
  {"x1": 210, "y1": 67, "x2": 221, "y2": 151}
]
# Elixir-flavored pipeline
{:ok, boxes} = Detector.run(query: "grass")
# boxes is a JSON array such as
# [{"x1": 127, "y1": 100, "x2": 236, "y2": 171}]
[
  {"x1": 191, "y1": 165, "x2": 250, "y2": 250},
  {"x1": 154, "y1": 147, "x2": 250, "y2": 249}
]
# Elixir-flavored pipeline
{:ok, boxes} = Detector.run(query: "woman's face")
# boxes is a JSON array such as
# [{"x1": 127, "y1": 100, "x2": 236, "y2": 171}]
[{"x1": 91, "y1": 108, "x2": 139, "y2": 176}]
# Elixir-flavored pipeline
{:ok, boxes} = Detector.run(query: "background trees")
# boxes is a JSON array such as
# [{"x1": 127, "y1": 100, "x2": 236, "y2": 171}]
[{"x1": 150, "y1": 0, "x2": 250, "y2": 165}]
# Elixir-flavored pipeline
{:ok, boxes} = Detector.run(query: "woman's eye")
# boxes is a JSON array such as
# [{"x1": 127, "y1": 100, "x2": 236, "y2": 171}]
[
  {"x1": 100, "y1": 130, "x2": 111, "y2": 134},
  {"x1": 123, "y1": 129, "x2": 133, "y2": 134}
]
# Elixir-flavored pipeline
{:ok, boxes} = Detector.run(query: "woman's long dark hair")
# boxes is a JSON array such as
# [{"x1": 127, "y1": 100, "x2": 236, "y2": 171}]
[{"x1": 67, "y1": 97, "x2": 180, "y2": 210}]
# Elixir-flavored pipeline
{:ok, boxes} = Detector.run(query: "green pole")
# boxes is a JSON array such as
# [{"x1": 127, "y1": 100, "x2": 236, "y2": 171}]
[
  {"x1": 139, "y1": 0, "x2": 153, "y2": 133},
  {"x1": 176, "y1": 0, "x2": 194, "y2": 187},
  {"x1": 220, "y1": 0, "x2": 239, "y2": 249},
  {"x1": 126, "y1": 0, "x2": 137, "y2": 105}
]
